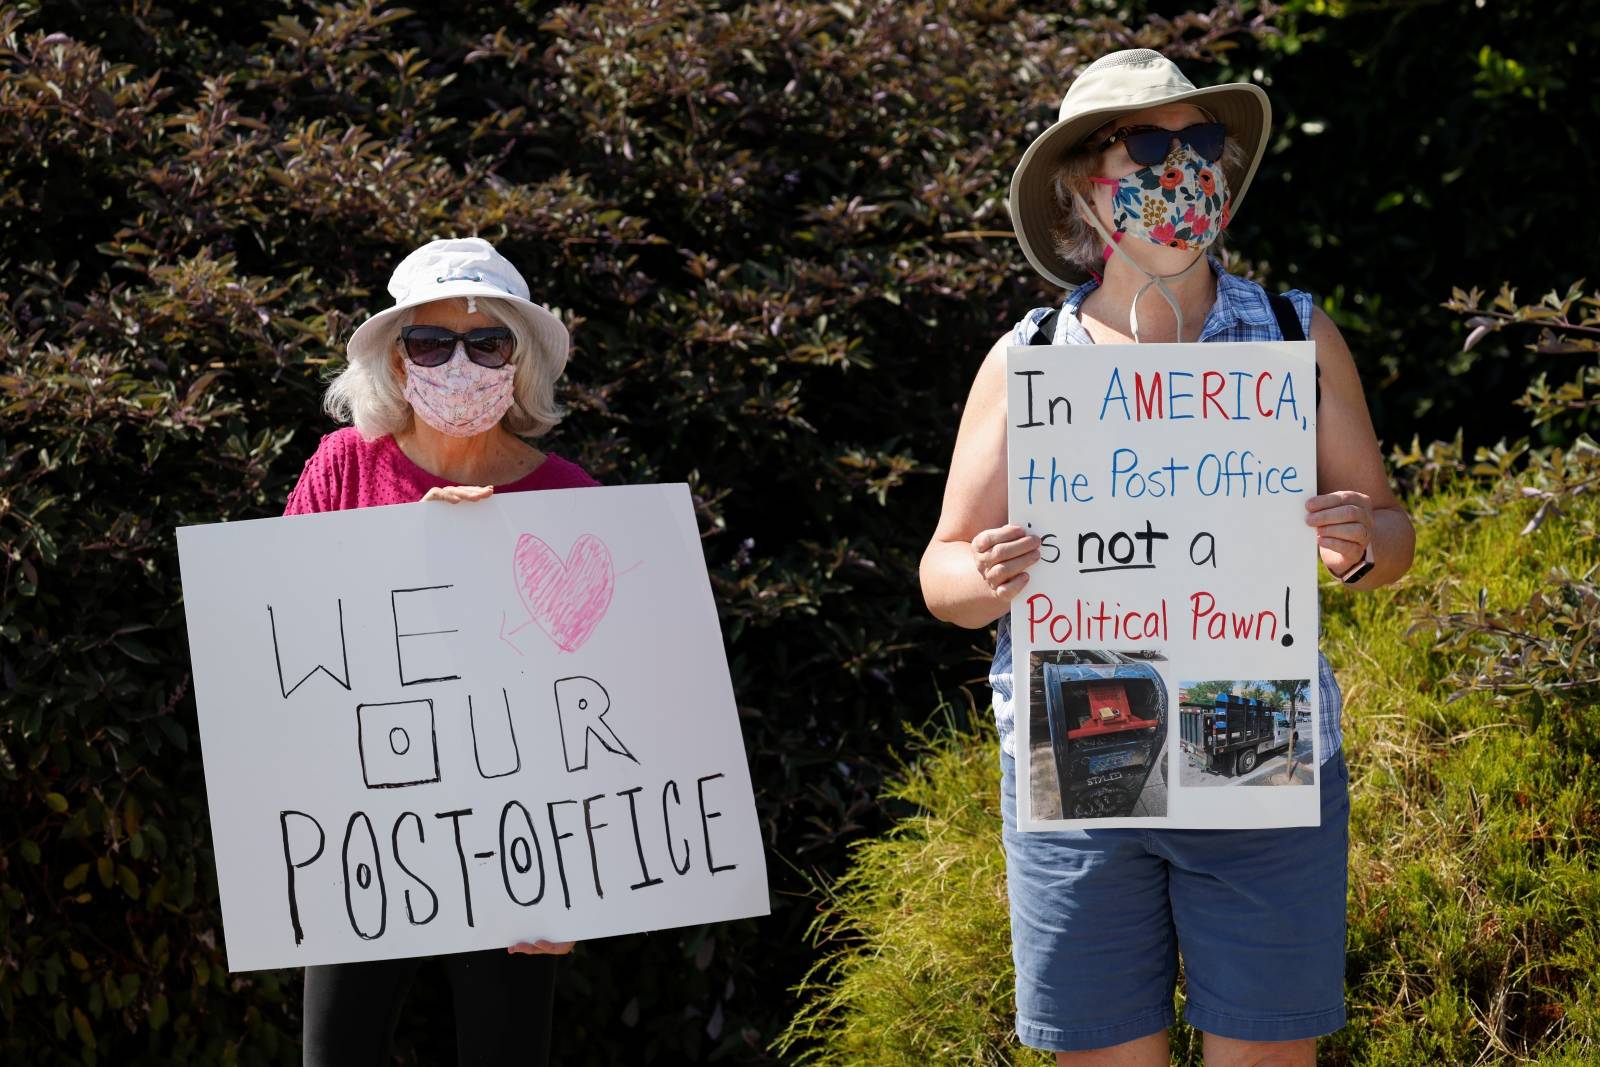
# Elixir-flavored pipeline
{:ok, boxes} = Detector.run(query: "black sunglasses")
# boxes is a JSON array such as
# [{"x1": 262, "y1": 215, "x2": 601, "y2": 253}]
[
  {"x1": 1096, "y1": 121, "x2": 1227, "y2": 166},
  {"x1": 399, "y1": 325, "x2": 515, "y2": 369}
]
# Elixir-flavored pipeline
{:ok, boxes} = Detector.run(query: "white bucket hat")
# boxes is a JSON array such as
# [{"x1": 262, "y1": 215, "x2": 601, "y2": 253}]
[
  {"x1": 346, "y1": 237, "x2": 570, "y2": 374},
  {"x1": 1009, "y1": 49, "x2": 1272, "y2": 289}
]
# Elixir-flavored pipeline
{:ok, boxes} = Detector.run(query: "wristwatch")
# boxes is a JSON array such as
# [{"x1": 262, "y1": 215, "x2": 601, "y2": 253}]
[{"x1": 1337, "y1": 543, "x2": 1375, "y2": 585}]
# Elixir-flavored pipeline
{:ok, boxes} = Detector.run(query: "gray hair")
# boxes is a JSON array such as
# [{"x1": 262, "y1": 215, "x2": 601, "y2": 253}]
[
  {"x1": 1050, "y1": 134, "x2": 1248, "y2": 277},
  {"x1": 323, "y1": 296, "x2": 567, "y2": 440}
]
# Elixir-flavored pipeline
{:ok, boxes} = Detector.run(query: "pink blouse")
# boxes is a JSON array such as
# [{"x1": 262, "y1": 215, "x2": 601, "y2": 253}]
[{"x1": 283, "y1": 427, "x2": 599, "y2": 515}]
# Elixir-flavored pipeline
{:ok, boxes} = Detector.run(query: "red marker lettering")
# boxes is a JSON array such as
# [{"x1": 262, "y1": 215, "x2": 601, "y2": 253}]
[
  {"x1": 1255, "y1": 371, "x2": 1274, "y2": 417},
  {"x1": 1201, "y1": 371, "x2": 1229, "y2": 419}
]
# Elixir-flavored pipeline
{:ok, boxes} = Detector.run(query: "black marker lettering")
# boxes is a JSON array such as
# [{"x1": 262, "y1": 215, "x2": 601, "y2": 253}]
[
  {"x1": 1077, "y1": 520, "x2": 1169, "y2": 574},
  {"x1": 391, "y1": 811, "x2": 439, "y2": 926},
  {"x1": 356, "y1": 699, "x2": 441, "y2": 789},
  {"x1": 498, "y1": 800, "x2": 546, "y2": 907},
  {"x1": 434, "y1": 808, "x2": 476, "y2": 927},
  {"x1": 618, "y1": 786, "x2": 663, "y2": 890},
  {"x1": 1014, "y1": 369, "x2": 1045, "y2": 429},
  {"x1": 662, "y1": 780, "x2": 690, "y2": 875},
  {"x1": 391, "y1": 586, "x2": 460, "y2": 686},
  {"x1": 341, "y1": 812, "x2": 387, "y2": 940},
  {"x1": 267, "y1": 601, "x2": 351, "y2": 698},
  {"x1": 468, "y1": 688, "x2": 521, "y2": 779},
  {"x1": 553, "y1": 676, "x2": 638, "y2": 772},
  {"x1": 545, "y1": 799, "x2": 578, "y2": 909},
  {"x1": 278, "y1": 810, "x2": 325, "y2": 945},
  {"x1": 696, "y1": 773, "x2": 738, "y2": 875},
  {"x1": 582, "y1": 793, "x2": 609, "y2": 900}
]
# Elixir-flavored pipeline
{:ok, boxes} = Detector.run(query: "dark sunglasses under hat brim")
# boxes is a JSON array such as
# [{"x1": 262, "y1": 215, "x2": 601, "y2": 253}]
[
  {"x1": 345, "y1": 280, "x2": 570, "y2": 381},
  {"x1": 1009, "y1": 81, "x2": 1271, "y2": 289}
]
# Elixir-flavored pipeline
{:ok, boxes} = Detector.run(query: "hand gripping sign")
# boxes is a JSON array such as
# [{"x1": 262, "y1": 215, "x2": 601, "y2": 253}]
[
  {"x1": 177, "y1": 483, "x2": 768, "y2": 971},
  {"x1": 1008, "y1": 342, "x2": 1321, "y2": 831}
]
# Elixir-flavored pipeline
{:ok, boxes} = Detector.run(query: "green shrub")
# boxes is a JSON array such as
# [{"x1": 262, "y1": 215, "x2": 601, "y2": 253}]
[
  {"x1": 782, "y1": 467, "x2": 1600, "y2": 1063},
  {"x1": 779, "y1": 706, "x2": 1030, "y2": 1067}
]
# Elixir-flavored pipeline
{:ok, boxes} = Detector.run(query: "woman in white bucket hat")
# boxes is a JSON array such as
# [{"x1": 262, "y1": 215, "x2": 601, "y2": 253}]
[
  {"x1": 296, "y1": 235, "x2": 598, "y2": 507},
  {"x1": 284, "y1": 237, "x2": 594, "y2": 1066},
  {"x1": 920, "y1": 50, "x2": 1415, "y2": 1064}
]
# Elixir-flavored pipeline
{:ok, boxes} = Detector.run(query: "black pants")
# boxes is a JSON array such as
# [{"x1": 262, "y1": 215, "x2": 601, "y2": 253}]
[{"x1": 302, "y1": 950, "x2": 557, "y2": 1066}]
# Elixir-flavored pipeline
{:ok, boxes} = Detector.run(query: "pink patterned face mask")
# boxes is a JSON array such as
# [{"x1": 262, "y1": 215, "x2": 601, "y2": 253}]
[{"x1": 402, "y1": 347, "x2": 516, "y2": 437}]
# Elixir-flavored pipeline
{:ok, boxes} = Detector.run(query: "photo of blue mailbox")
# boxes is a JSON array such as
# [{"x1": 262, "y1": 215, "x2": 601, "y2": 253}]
[{"x1": 1037, "y1": 651, "x2": 1169, "y2": 820}]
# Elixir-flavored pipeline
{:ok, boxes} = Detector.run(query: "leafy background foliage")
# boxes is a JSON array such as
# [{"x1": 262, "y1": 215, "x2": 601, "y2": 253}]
[
  {"x1": 0, "y1": 1, "x2": 1593, "y2": 1064},
  {"x1": 1231, "y1": 0, "x2": 1600, "y2": 442}
]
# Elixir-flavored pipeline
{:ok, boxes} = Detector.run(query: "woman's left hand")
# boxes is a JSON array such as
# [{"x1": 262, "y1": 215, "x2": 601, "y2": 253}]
[
  {"x1": 1305, "y1": 491, "x2": 1373, "y2": 576},
  {"x1": 422, "y1": 485, "x2": 494, "y2": 504},
  {"x1": 507, "y1": 940, "x2": 576, "y2": 955}
]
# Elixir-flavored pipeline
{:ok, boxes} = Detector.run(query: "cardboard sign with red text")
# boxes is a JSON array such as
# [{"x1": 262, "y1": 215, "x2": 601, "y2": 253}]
[
  {"x1": 1008, "y1": 342, "x2": 1321, "y2": 830},
  {"x1": 177, "y1": 483, "x2": 768, "y2": 970}
]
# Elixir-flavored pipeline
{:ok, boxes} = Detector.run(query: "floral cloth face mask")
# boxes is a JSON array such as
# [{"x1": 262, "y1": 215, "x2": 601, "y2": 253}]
[
  {"x1": 403, "y1": 347, "x2": 516, "y2": 438},
  {"x1": 1069, "y1": 142, "x2": 1232, "y2": 342},
  {"x1": 1088, "y1": 142, "x2": 1231, "y2": 252}
]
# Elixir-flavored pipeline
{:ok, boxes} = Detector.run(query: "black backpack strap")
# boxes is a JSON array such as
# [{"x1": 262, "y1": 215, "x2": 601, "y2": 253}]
[
  {"x1": 1029, "y1": 308, "x2": 1061, "y2": 345},
  {"x1": 1268, "y1": 291, "x2": 1319, "y2": 408},
  {"x1": 1268, "y1": 292, "x2": 1305, "y2": 342}
]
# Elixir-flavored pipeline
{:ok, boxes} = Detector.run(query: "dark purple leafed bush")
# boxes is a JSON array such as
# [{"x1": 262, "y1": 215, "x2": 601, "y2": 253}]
[{"x1": 0, "y1": 3, "x2": 1277, "y2": 1061}]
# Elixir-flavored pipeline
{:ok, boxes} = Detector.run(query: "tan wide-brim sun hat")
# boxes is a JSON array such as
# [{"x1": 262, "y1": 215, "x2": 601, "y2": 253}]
[
  {"x1": 347, "y1": 236, "x2": 569, "y2": 376},
  {"x1": 1009, "y1": 49, "x2": 1272, "y2": 289}
]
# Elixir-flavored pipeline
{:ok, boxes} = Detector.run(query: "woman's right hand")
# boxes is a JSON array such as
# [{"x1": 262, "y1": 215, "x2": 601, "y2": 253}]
[
  {"x1": 921, "y1": 334, "x2": 1042, "y2": 628},
  {"x1": 971, "y1": 524, "x2": 1041, "y2": 602}
]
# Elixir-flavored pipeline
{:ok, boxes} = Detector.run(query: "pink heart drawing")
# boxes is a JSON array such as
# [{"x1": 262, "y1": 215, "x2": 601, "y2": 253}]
[{"x1": 511, "y1": 533, "x2": 615, "y2": 653}]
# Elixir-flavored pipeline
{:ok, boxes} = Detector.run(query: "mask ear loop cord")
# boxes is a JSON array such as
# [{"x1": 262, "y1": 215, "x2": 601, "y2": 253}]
[{"x1": 1072, "y1": 188, "x2": 1208, "y2": 343}]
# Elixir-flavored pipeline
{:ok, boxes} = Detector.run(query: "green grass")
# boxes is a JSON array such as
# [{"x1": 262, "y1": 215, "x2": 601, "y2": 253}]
[
  {"x1": 781, "y1": 480, "x2": 1600, "y2": 1065},
  {"x1": 777, "y1": 704, "x2": 1038, "y2": 1066},
  {"x1": 1325, "y1": 483, "x2": 1600, "y2": 1065}
]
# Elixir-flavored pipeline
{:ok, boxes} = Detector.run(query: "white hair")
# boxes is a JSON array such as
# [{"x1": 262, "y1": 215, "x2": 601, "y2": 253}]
[
  {"x1": 1050, "y1": 134, "x2": 1248, "y2": 277},
  {"x1": 323, "y1": 296, "x2": 567, "y2": 440}
]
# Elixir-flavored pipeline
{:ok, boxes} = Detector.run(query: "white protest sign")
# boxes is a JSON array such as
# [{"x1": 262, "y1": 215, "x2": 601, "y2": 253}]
[
  {"x1": 1008, "y1": 341, "x2": 1320, "y2": 831},
  {"x1": 177, "y1": 483, "x2": 768, "y2": 971}
]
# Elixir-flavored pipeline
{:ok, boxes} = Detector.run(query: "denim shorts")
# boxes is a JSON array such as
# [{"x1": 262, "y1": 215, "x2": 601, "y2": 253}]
[{"x1": 1000, "y1": 747, "x2": 1350, "y2": 1051}]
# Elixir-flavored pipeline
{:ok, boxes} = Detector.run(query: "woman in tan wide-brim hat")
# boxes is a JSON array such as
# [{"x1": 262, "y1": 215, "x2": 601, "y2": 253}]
[{"x1": 920, "y1": 49, "x2": 1415, "y2": 1065}]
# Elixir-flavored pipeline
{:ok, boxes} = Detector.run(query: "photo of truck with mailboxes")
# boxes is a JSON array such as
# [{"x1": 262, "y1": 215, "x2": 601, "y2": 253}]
[
  {"x1": 1177, "y1": 678, "x2": 1313, "y2": 787},
  {"x1": 1027, "y1": 650, "x2": 1169, "y2": 820}
]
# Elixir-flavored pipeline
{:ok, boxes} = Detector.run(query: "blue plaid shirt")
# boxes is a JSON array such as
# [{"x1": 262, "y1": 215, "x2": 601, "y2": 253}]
[{"x1": 990, "y1": 260, "x2": 1345, "y2": 764}]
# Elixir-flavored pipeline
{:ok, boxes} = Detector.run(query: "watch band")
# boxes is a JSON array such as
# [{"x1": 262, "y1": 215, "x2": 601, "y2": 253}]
[{"x1": 1337, "y1": 542, "x2": 1376, "y2": 584}]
